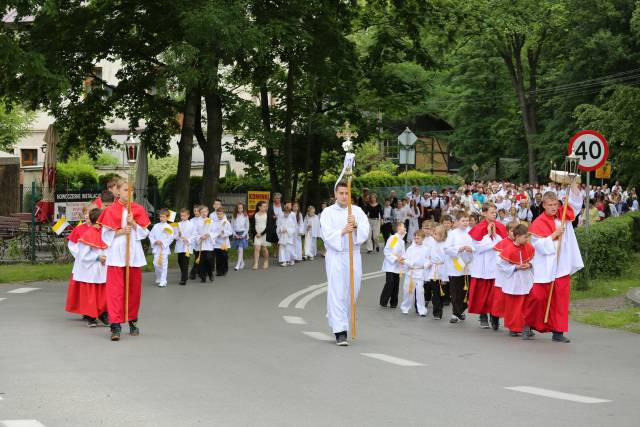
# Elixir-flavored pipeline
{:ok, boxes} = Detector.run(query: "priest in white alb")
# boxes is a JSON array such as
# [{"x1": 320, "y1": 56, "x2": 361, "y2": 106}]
[{"x1": 321, "y1": 181, "x2": 369, "y2": 346}]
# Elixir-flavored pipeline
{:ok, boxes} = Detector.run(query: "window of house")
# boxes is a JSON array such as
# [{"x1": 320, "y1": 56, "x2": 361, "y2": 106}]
[{"x1": 21, "y1": 149, "x2": 37, "y2": 166}]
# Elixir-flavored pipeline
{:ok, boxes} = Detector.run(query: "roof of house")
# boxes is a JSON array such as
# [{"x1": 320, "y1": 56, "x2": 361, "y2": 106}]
[{"x1": 388, "y1": 113, "x2": 454, "y2": 136}]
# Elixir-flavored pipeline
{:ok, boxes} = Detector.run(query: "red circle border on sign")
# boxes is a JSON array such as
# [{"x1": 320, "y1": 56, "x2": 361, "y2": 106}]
[{"x1": 567, "y1": 129, "x2": 609, "y2": 172}]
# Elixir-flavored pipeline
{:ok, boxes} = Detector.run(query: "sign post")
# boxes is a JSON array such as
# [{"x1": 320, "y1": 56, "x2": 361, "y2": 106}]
[
  {"x1": 567, "y1": 129, "x2": 609, "y2": 233},
  {"x1": 398, "y1": 127, "x2": 417, "y2": 192}
]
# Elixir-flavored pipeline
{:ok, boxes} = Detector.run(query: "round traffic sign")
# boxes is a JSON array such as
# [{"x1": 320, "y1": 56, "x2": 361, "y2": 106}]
[{"x1": 567, "y1": 130, "x2": 609, "y2": 171}]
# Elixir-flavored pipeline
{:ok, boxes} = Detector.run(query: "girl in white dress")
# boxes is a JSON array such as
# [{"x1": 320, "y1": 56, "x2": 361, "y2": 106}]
[
  {"x1": 232, "y1": 203, "x2": 249, "y2": 270},
  {"x1": 252, "y1": 201, "x2": 270, "y2": 270}
]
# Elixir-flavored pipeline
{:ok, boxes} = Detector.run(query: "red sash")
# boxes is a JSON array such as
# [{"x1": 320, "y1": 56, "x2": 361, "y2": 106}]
[
  {"x1": 497, "y1": 238, "x2": 535, "y2": 264},
  {"x1": 528, "y1": 205, "x2": 575, "y2": 238},
  {"x1": 67, "y1": 223, "x2": 91, "y2": 243},
  {"x1": 97, "y1": 199, "x2": 151, "y2": 230},
  {"x1": 468, "y1": 219, "x2": 507, "y2": 241},
  {"x1": 78, "y1": 226, "x2": 107, "y2": 249}
]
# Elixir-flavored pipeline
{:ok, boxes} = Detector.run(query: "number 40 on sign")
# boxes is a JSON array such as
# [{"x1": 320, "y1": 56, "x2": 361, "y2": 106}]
[{"x1": 567, "y1": 130, "x2": 609, "y2": 172}]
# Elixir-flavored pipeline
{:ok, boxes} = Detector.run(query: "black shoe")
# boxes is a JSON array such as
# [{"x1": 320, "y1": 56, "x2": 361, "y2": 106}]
[
  {"x1": 552, "y1": 333, "x2": 570, "y2": 343},
  {"x1": 99, "y1": 312, "x2": 110, "y2": 327},
  {"x1": 129, "y1": 321, "x2": 140, "y2": 336},
  {"x1": 367, "y1": 250, "x2": 373, "y2": 254},
  {"x1": 179, "y1": 281, "x2": 186, "y2": 286},
  {"x1": 201, "y1": 278, "x2": 206, "y2": 283},
  {"x1": 509, "y1": 331, "x2": 521, "y2": 337},
  {"x1": 380, "y1": 304, "x2": 387, "y2": 308},
  {"x1": 189, "y1": 274, "x2": 196, "y2": 280},
  {"x1": 480, "y1": 313, "x2": 490, "y2": 329},
  {"x1": 459, "y1": 313, "x2": 466, "y2": 321},
  {"x1": 376, "y1": 247, "x2": 380, "y2": 253},
  {"x1": 522, "y1": 326, "x2": 534, "y2": 340},
  {"x1": 86, "y1": 317, "x2": 98, "y2": 327},
  {"x1": 110, "y1": 324, "x2": 121, "y2": 341},
  {"x1": 490, "y1": 315, "x2": 500, "y2": 331},
  {"x1": 335, "y1": 332, "x2": 349, "y2": 346},
  {"x1": 390, "y1": 305, "x2": 397, "y2": 309}
]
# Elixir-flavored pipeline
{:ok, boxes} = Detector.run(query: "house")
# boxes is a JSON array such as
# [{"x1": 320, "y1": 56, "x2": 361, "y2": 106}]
[{"x1": 382, "y1": 113, "x2": 460, "y2": 175}]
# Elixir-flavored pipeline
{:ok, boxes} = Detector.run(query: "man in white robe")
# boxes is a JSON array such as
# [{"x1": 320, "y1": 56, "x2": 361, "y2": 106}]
[{"x1": 321, "y1": 182, "x2": 370, "y2": 346}]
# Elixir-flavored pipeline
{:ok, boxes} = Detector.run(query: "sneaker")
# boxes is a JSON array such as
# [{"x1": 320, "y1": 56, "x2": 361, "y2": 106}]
[
  {"x1": 289, "y1": 261, "x2": 296, "y2": 266},
  {"x1": 509, "y1": 331, "x2": 521, "y2": 337},
  {"x1": 420, "y1": 314, "x2": 426, "y2": 317},
  {"x1": 552, "y1": 333, "x2": 571, "y2": 343},
  {"x1": 335, "y1": 332, "x2": 349, "y2": 346},
  {"x1": 401, "y1": 311, "x2": 409, "y2": 315},
  {"x1": 480, "y1": 319, "x2": 490, "y2": 329},
  {"x1": 459, "y1": 313, "x2": 466, "y2": 321},
  {"x1": 179, "y1": 281, "x2": 186, "y2": 286},
  {"x1": 99, "y1": 312, "x2": 110, "y2": 327},
  {"x1": 155, "y1": 279, "x2": 160, "y2": 284},
  {"x1": 522, "y1": 326, "x2": 534, "y2": 340},
  {"x1": 449, "y1": 315, "x2": 460, "y2": 324},
  {"x1": 110, "y1": 331, "x2": 120, "y2": 341},
  {"x1": 129, "y1": 321, "x2": 140, "y2": 336},
  {"x1": 309, "y1": 256, "x2": 315, "y2": 260},
  {"x1": 433, "y1": 314, "x2": 442, "y2": 320},
  {"x1": 490, "y1": 315, "x2": 500, "y2": 331},
  {"x1": 281, "y1": 262, "x2": 287, "y2": 267},
  {"x1": 159, "y1": 282, "x2": 167, "y2": 287},
  {"x1": 87, "y1": 317, "x2": 98, "y2": 327}
]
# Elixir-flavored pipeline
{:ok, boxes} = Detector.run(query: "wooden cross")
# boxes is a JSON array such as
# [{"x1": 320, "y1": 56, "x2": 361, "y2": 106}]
[{"x1": 336, "y1": 120, "x2": 358, "y2": 141}]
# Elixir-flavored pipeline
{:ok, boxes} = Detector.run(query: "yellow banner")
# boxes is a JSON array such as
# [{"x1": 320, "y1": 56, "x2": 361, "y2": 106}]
[
  {"x1": 248, "y1": 191, "x2": 271, "y2": 214},
  {"x1": 595, "y1": 161, "x2": 612, "y2": 179}
]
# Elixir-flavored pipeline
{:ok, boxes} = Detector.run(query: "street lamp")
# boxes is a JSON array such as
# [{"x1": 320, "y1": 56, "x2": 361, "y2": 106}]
[{"x1": 124, "y1": 133, "x2": 139, "y2": 164}]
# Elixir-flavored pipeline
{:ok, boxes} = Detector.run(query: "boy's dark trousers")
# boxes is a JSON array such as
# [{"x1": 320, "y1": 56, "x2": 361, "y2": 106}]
[
  {"x1": 189, "y1": 251, "x2": 200, "y2": 279},
  {"x1": 380, "y1": 272, "x2": 400, "y2": 307},
  {"x1": 199, "y1": 250, "x2": 214, "y2": 280},
  {"x1": 214, "y1": 249, "x2": 228, "y2": 276},
  {"x1": 449, "y1": 275, "x2": 469, "y2": 318},
  {"x1": 177, "y1": 253, "x2": 190, "y2": 283},
  {"x1": 442, "y1": 282, "x2": 451, "y2": 305},
  {"x1": 430, "y1": 280, "x2": 444, "y2": 318}
]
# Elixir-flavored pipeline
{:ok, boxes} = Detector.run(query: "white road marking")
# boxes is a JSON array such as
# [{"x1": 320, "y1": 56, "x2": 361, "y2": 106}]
[
  {"x1": 0, "y1": 298, "x2": 6, "y2": 302},
  {"x1": 279, "y1": 271, "x2": 385, "y2": 309},
  {"x1": 294, "y1": 271, "x2": 386, "y2": 309},
  {"x1": 295, "y1": 287, "x2": 328, "y2": 309},
  {"x1": 1, "y1": 421, "x2": 47, "y2": 427},
  {"x1": 302, "y1": 331, "x2": 334, "y2": 341},
  {"x1": 278, "y1": 284, "x2": 326, "y2": 308},
  {"x1": 361, "y1": 353, "x2": 425, "y2": 367},
  {"x1": 505, "y1": 386, "x2": 611, "y2": 404},
  {"x1": 283, "y1": 316, "x2": 307, "y2": 325},
  {"x1": 7, "y1": 288, "x2": 40, "y2": 294}
]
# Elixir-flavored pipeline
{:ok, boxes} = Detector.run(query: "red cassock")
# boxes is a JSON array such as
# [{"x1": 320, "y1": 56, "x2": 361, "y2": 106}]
[
  {"x1": 65, "y1": 223, "x2": 91, "y2": 316},
  {"x1": 98, "y1": 200, "x2": 150, "y2": 324},
  {"x1": 499, "y1": 239, "x2": 535, "y2": 333},
  {"x1": 467, "y1": 220, "x2": 507, "y2": 315},
  {"x1": 65, "y1": 227, "x2": 108, "y2": 318},
  {"x1": 92, "y1": 197, "x2": 103, "y2": 209},
  {"x1": 523, "y1": 207, "x2": 575, "y2": 333}
]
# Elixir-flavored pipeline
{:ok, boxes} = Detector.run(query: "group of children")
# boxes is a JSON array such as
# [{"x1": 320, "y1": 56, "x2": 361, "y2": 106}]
[
  {"x1": 379, "y1": 196, "x2": 577, "y2": 342},
  {"x1": 273, "y1": 202, "x2": 321, "y2": 267}
]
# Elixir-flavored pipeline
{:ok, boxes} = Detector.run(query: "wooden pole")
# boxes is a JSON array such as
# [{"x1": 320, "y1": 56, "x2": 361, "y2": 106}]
[
  {"x1": 347, "y1": 167, "x2": 356, "y2": 339},
  {"x1": 544, "y1": 191, "x2": 570, "y2": 323},
  {"x1": 125, "y1": 182, "x2": 132, "y2": 323}
]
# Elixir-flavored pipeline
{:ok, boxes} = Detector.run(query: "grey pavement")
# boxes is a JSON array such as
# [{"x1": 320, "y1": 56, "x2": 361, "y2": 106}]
[{"x1": 0, "y1": 253, "x2": 639, "y2": 427}]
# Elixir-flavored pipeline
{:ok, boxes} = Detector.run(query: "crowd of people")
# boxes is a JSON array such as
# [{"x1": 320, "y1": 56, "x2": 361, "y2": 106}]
[{"x1": 63, "y1": 176, "x2": 631, "y2": 343}]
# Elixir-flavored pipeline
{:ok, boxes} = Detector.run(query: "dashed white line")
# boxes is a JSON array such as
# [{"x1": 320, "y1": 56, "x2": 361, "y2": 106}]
[
  {"x1": 505, "y1": 386, "x2": 611, "y2": 404},
  {"x1": 7, "y1": 288, "x2": 40, "y2": 294},
  {"x1": 283, "y1": 316, "x2": 307, "y2": 325},
  {"x1": 1, "y1": 421, "x2": 48, "y2": 427},
  {"x1": 361, "y1": 353, "x2": 425, "y2": 367},
  {"x1": 302, "y1": 331, "x2": 334, "y2": 341},
  {"x1": 0, "y1": 298, "x2": 6, "y2": 302}
]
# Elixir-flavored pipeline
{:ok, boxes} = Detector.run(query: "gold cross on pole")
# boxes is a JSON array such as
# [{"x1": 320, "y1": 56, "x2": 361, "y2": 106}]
[{"x1": 337, "y1": 120, "x2": 358, "y2": 141}]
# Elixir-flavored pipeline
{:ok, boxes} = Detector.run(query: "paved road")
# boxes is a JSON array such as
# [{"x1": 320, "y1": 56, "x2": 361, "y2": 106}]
[{"x1": 0, "y1": 253, "x2": 638, "y2": 426}]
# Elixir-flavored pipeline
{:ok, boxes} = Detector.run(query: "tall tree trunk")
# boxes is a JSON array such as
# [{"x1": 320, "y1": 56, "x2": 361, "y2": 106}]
[
  {"x1": 282, "y1": 60, "x2": 295, "y2": 202},
  {"x1": 198, "y1": 89, "x2": 223, "y2": 207},
  {"x1": 260, "y1": 84, "x2": 281, "y2": 193},
  {"x1": 174, "y1": 88, "x2": 199, "y2": 210}
]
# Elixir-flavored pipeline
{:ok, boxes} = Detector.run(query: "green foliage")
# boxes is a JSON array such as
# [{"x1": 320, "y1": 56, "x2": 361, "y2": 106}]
[
  {"x1": 23, "y1": 187, "x2": 42, "y2": 212},
  {"x1": 92, "y1": 152, "x2": 119, "y2": 167},
  {"x1": 575, "y1": 213, "x2": 640, "y2": 280},
  {"x1": 56, "y1": 158, "x2": 99, "y2": 190},
  {"x1": 148, "y1": 155, "x2": 179, "y2": 186},
  {"x1": 0, "y1": 262, "x2": 72, "y2": 283},
  {"x1": 0, "y1": 102, "x2": 33, "y2": 151},
  {"x1": 354, "y1": 140, "x2": 397, "y2": 176}
]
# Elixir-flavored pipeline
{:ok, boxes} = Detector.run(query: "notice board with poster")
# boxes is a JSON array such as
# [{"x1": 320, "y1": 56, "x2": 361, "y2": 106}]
[
  {"x1": 247, "y1": 191, "x2": 270, "y2": 216},
  {"x1": 54, "y1": 191, "x2": 101, "y2": 222}
]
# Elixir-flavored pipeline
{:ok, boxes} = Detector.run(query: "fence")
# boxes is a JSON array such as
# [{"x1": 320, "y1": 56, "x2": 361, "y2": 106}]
[{"x1": 2, "y1": 185, "x2": 249, "y2": 264}]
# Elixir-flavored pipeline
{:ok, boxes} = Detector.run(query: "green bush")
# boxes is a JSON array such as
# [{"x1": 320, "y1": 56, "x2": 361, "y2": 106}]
[
  {"x1": 56, "y1": 159, "x2": 99, "y2": 190},
  {"x1": 575, "y1": 213, "x2": 640, "y2": 279}
]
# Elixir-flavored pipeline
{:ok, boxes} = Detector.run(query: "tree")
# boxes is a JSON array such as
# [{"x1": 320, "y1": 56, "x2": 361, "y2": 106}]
[{"x1": 0, "y1": 102, "x2": 32, "y2": 151}]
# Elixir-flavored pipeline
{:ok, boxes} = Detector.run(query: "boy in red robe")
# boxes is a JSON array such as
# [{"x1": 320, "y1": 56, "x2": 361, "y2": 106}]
[
  {"x1": 98, "y1": 180, "x2": 151, "y2": 341},
  {"x1": 496, "y1": 224, "x2": 535, "y2": 337},
  {"x1": 523, "y1": 191, "x2": 583, "y2": 343},
  {"x1": 65, "y1": 205, "x2": 95, "y2": 324},
  {"x1": 467, "y1": 202, "x2": 507, "y2": 329}
]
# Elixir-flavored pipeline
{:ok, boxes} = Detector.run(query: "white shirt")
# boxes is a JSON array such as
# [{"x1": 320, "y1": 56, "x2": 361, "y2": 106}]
[
  {"x1": 381, "y1": 233, "x2": 405, "y2": 274},
  {"x1": 402, "y1": 242, "x2": 430, "y2": 279},
  {"x1": 497, "y1": 256, "x2": 534, "y2": 295},
  {"x1": 175, "y1": 220, "x2": 194, "y2": 254},
  {"x1": 469, "y1": 230, "x2": 502, "y2": 280},
  {"x1": 72, "y1": 240, "x2": 107, "y2": 283},
  {"x1": 531, "y1": 219, "x2": 584, "y2": 283},
  {"x1": 303, "y1": 215, "x2": 320, "y2": 238},
  {"x1": 444, "y1": 228, "x2": 473, "y2": 277},
  {"x1": 424, "y1": 241, "x2": 448, "y2": 282},
  {"x1": 232, "y1": 214, "x2": 249, "y2": 239},
  {"x1": 102, "y1": 208, "x2": 149, "y2": 268},
  {"x1": 148, "y1": 222, "x2": 175, "y2": 255}
]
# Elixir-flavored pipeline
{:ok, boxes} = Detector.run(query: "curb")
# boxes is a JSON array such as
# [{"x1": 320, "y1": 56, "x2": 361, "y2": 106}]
[{"x1": 626, "y1": 287, "x2": 640, "y2": 307}]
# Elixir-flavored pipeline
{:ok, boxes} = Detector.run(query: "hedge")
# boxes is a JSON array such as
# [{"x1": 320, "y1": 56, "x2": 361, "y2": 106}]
[
  {"x1": 575, "y1": 212, "x2": 640, "y2": 280},
  {"x1": 323, "y1": 170, "x2": 464, "y2": 192},
  {"x1": 56, "y1": 161, "x2": 99, "y2": 191}
]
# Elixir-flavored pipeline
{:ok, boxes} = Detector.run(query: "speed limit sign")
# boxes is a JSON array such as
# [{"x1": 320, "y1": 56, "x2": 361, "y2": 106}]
[{"x1": 567, "y1": 130, "x2": 609, "y2": 171}]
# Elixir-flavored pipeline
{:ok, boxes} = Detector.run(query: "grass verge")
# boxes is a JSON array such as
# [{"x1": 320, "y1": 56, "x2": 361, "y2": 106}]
[{"x1": 0, "y1": 263, "x2": 72, "y2": 284}]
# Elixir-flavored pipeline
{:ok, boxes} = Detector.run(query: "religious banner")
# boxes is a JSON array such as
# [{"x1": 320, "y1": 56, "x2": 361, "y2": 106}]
[
  {"x1": 54, "y1": 190, "x2": 101, "y2": 222},
  {"x1": 247, "y1": 191, "x2": 270, "y2": 215}
]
